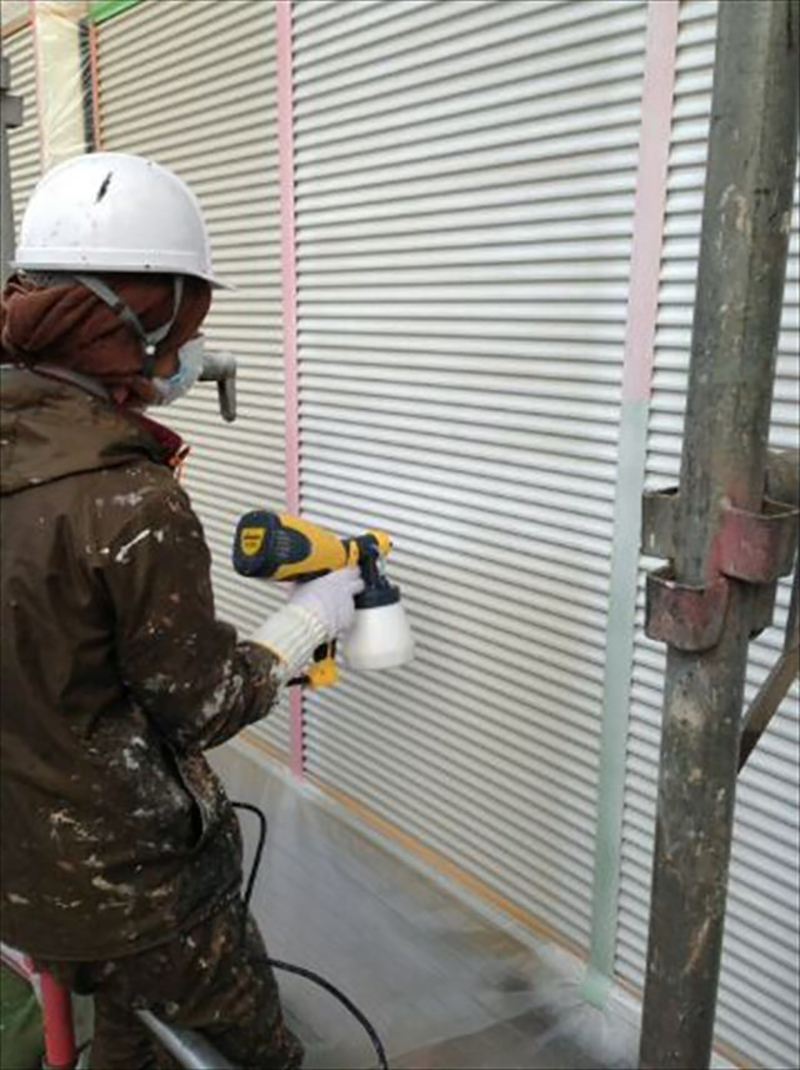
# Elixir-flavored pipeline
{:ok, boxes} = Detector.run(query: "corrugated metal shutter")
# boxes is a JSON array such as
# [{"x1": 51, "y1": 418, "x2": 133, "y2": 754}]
[
  {"x1": 616, "y1": 2, "x2": 800, "y2": 1066},
  {"x1": 4, "y1": 23, "x2": 40, "y2": 238},
  {"x1": 292, "y1": 0, "x2": 649, "y2": 952},
  {"x1": 96, "y1": 0, "x2": 290, "y2": 757}
]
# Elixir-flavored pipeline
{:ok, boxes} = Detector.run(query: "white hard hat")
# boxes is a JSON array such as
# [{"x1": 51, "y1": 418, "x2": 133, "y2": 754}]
[{"x1": 13, "y1": 152, "x2": 224, "y2": 287}]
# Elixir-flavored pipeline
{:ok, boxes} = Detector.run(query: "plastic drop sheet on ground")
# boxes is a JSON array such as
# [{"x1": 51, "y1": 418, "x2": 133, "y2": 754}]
[{"x1": 210, "y1": 738, "x2": 637, "y2": 1070}]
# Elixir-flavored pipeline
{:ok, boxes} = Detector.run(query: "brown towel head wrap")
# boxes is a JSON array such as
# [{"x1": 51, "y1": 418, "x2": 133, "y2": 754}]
[{"x1": 0, "y1": 272, "x2": 212, "y2": 405}]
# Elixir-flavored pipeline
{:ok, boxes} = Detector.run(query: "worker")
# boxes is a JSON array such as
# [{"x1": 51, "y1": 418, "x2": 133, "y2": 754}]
[{"x1": 0, "y1": 152, "x2": 363, "y2": 1069}]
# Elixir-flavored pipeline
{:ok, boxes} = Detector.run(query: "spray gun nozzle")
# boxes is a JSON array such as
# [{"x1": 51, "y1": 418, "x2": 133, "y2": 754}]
[{"x1": 199, "y1": 350, "x2": 237, "y2": 422}]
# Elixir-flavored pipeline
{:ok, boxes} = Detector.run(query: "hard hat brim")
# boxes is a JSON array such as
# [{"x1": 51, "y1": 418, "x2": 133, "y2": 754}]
[{"x1": 11, "y1": 256, "x2": 230, "y2": 290}]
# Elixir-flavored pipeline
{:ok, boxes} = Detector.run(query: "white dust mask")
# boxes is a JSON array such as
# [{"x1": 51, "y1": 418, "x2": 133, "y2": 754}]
[{"x1": 152, "y1": 336, "x2": 205, "y2": 406}]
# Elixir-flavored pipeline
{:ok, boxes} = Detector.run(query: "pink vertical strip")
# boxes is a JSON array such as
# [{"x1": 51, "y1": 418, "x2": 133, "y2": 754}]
[
  {"x1": 622, "y1": 0, "x2": 681, "y2": 403},
  {"x1": 88, "y1": 19, "x2": 104, "y2": 151},
  {"x1": 276, "y1": 0, "x2": 304, "y2": 778},
  {"x1": 27, "y1": 0, "x2": 46, "y2": 171}
]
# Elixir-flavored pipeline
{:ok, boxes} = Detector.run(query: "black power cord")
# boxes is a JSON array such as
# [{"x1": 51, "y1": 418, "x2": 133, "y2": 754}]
[
  {"x1": 230, "y1": 801, "x2": 268, "y2": 909},
  {"x1": 264, "y1": 959, "x2": 389, "y2": 1070},
  {"x1": 230, "y1": 801, "x2": 389, "y2": 1070}
]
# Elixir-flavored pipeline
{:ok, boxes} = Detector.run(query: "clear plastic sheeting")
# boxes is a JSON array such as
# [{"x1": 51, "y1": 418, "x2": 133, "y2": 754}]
[
  {"x1": 209, "y1": 738, "x2": 639, "y2": 1070},
  {"x1": 33, "y1": 1, "x2": 93, "y2": 171}
]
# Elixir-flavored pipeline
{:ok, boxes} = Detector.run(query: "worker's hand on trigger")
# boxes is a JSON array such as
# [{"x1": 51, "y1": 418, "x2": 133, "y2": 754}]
[{"x1": 289, "y1": 567, "x2": 365, "y2": 640}]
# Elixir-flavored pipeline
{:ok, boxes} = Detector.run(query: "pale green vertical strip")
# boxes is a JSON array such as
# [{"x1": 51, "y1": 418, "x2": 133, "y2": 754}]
[
  {"x1": 583, "y1": 0, "x2": 680, "y2": 1007},
  {"x1": 584, "y1": 399, "x2": 650, "y2": 1006}
]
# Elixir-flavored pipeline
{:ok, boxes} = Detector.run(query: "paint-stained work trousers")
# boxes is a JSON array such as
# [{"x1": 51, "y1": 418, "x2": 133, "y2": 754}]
[{"x1": 40, "y1": 898, "x2": 304, "y2": 1070}]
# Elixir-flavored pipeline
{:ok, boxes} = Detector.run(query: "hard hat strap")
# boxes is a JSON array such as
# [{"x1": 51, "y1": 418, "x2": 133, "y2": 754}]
[{"x1": 72, "y1": 274, "x2": 184, "y2": 378}]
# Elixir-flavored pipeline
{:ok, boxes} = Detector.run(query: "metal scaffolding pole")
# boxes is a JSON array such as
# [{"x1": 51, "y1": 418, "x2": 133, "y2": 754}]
[{"x1": 638, "y1": 1, "x2": 799, "y2": 1067}]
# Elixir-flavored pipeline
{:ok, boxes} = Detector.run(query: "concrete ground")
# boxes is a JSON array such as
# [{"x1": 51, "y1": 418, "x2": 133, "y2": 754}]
[{"x1": 210, "y1": 739, "x2": 631, "y2": 1070}]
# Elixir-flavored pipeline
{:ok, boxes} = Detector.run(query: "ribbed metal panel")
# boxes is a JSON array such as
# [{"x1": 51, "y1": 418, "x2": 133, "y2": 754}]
[
  {"x1": 4, "y1": 23, "x2": 40, "y2": 237},
  {"x1": 97, "y1": 0, "x2": 290, "y2": 756},
  {"x1": 615, "y1": 3, "x2": 800, "y2": 1066},
  {"x1": 293, "y1": 0, "x2": 649, "y2": 952}
]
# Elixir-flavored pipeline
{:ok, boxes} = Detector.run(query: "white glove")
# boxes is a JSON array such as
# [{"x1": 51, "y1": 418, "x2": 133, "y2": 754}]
[
  {"x1": 289, "y1": 567, "x2": 364, "y2": 638},
  {"x1": 250, "y1": 568, "x2": 364, "y2": 682}
]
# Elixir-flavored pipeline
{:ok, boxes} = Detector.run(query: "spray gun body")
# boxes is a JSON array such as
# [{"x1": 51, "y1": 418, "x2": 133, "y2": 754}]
[
  {"x1": 233, "y1": 511, "x2": 413, "y2": 687},
  {"x1": 234, "y1": 512, "x2": 390, "y2": 580}
]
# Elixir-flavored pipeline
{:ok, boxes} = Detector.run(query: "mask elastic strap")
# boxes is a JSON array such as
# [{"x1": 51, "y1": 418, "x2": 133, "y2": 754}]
[{"x1": 73, "y1": 274, "x2": 184, "y2": 379}]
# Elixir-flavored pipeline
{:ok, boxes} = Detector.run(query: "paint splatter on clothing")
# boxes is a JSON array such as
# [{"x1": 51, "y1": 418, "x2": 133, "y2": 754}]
[
  {"x1": 38, "y1": 898, "x2": 304, "y2": 1069},
  {"x1": 1, "y1": 369, "x2": 283, "y2": 960}
]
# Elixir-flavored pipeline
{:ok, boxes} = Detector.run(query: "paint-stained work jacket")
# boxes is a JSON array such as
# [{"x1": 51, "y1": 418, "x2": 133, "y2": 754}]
[{"x1": 0, "y1": 367, "x2": 281, "y2": 961}]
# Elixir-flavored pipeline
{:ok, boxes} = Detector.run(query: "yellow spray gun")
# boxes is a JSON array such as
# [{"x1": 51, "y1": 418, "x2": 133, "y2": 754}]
[{"x1": 233, "y1": 511, "x2": 414, "y2": 687}]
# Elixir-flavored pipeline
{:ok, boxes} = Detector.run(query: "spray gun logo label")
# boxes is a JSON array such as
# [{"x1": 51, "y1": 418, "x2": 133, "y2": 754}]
[{"x1": 240, "y1": 527, "x2": 266, "y2": 556}]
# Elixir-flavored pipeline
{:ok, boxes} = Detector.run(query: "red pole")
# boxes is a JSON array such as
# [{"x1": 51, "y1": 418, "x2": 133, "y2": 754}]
[{"x1": 38, "y1": 969, "x2": 77, "y2": 1070}]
